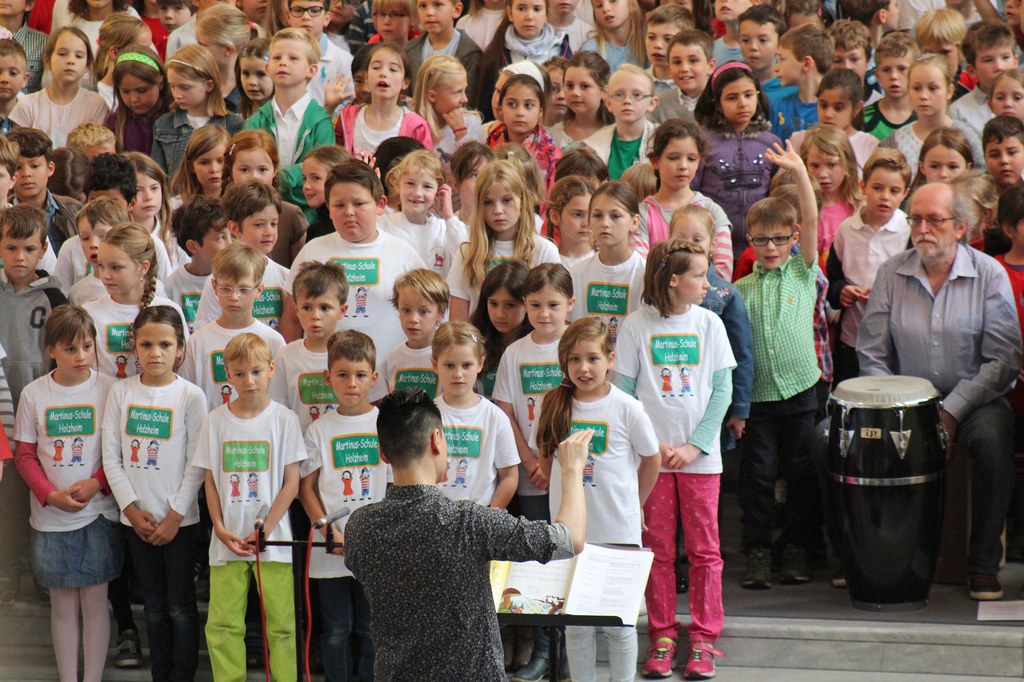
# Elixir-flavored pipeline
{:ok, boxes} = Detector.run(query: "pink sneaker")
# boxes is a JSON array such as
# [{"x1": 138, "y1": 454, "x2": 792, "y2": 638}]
[
  {"x1": 641, "y1": 637, "x2": 676, "y2": 678},
  {"x1": 684, "y1": 643, "x2": 724, "y2": 679}
]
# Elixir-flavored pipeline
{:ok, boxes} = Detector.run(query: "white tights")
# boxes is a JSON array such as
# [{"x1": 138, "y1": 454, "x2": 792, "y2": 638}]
[{"x1": 50, "y1": 584, "x2": 110, "y2": 682}]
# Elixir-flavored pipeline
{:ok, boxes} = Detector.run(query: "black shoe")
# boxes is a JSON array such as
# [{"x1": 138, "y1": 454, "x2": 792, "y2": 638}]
[
  {"x1": 676, "y1": 571, "x2": 689, "y2": 594},
  {"x1": 114, "y1": 629, "x2": 142, "y2": 669},
  {"x1": 511, "y1": 656, "x2": 548, "y2": 682},
  {"x1": 779, "y1": 545, "x2": 810, "y2": 584},
  {"x1": 742, "y1": 548, "x2": 772, "y2": 589},
  {"x1": 831, "y1": 568, "x2": 847, "y2": 589}
]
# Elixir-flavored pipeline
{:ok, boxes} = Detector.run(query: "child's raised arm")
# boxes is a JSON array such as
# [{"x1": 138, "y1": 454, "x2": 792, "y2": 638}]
[{"x1": 765, "y1": 141, "x2": 818, "y2": 268}]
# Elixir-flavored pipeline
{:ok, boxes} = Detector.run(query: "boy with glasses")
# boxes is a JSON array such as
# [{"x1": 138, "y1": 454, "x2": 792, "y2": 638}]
[
  {"x1": 735, "y1": 141, "x2": 822, "y2": 590},
  {"x1": 287, "y1": 0, "x2": 355, "y2": 113}
]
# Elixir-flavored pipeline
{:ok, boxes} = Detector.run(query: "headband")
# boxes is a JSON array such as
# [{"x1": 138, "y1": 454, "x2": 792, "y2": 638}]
[
  {"x1": 167, "y1": 58, "x2": 208, "y2": 78},
  {"x1": 711, "y1": 61, "x2": 753, "y2": 89},
  {"x1": 117, "y1": 51, "x2": 160, "y2": 71}
]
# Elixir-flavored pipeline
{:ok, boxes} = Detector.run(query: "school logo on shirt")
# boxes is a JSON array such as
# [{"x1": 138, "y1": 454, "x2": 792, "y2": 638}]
[
  {"x1": 331, "y1": 434, "x2": 381, "y2": 468},
  {"x1": 107, "y1": 323, "x2": 132, "y2": 353},
  {"x1": 211, "y1": 351, "x2": 228, "y2": 383},
  {"x1": 298, "y1": 372, "x2": 335, "y2": 404},
  {"x1": 125, "y1": 405, "x2": 173, "y2": 440},
  {"x1": 253, "y1": 288, "x2": 284, "y2": 320},
  {"x1": 331, "y1": 258, "x2": 380, "y2": 286},
  {"x1": 650, "y1": 334, "x2": 700, "y2": 365},
  {"x1": 222, "y1": 441, "x2": 270, "y2": 471},
  {"x1": 568, "y1": 421, "x2": 608, "y2": 455},
  {"x1": 45, "y1": 405, "x2": 96, "y2": 437},
  {"x1": 586, "y1": 282, "x2": 630, "y2": 317},
  {"x1": 180, "y1": 292, "x2": 201, "y2": 325},
  {"x1": 487, "y1": 257, "x2": 512, "y2": 273},
  {"x1": 394, "y1": 369, "x2": 438, "y2": 397},
  {"x1": 443, "y1": 426, "x2": 483, "y2": 459},
  {"x1": 518, "y1": 363, "x2": 562, "y2": 395}
]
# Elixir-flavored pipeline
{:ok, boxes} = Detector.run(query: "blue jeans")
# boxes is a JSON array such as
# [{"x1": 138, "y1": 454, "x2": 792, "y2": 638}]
[
  {"x1": 126, "y1": 523, "x2": 199, "y2": 682},
  {"x1": 957, "y1": 399, "x2": 1016, "y2": 574},
  {"x1": 317, "y1": 576, "x2": 374, "y2": 682}
]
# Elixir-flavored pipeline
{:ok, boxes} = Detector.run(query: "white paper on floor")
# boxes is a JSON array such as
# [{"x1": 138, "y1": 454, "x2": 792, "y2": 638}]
[{"x1": 977, "y1": 601, "x2": 1024, "y2": 621}]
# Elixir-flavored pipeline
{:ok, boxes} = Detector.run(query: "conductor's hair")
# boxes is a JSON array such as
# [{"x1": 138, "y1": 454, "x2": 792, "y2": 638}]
[{"x1": 376, "y1": 389, "x2": 443, "y2": 467}]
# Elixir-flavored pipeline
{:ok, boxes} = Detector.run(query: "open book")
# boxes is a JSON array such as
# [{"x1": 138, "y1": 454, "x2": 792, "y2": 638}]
[{"x1": 490, "y1": 544, "x2": 654, "y2": 626}]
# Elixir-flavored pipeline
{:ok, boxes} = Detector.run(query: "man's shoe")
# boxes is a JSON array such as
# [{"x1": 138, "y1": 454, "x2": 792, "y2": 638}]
[
  {"x1": 114, "y1": 629, "x2": 142, "y2": 669},
  {"x1": 641, "y1": 637, "x2": 677, "y2": 678},
  {"x1": 683, "y1": 642, "x2": 723, "y2": 680},
  {"x1": 511, "y1": 656, "x2": 548, "y2": 682},
  {"x1": 779, "y1": 545, "x2": 811, "y2": 584},
  {"x1": 969, "y1": 572, "x2": 1003, "y2": 600},
  {"x1": 741, "y1": 548, "x2": 772, "y2": 589}
]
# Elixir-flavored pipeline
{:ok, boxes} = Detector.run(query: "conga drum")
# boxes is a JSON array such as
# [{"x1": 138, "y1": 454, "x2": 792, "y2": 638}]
[{"x1": 827, "y1": 376, "x2": 946, "y2": 611}]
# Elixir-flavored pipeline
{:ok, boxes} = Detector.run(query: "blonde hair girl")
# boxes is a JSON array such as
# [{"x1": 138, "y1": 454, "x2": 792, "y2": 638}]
[
  {"x1": 583, "y1": 0, "x2": 647, "y2": 70},
  {"x1": 798, "y1": 125, "x2": 862, "y2": 254},
  {"x1": 82, "y1": 222, "x2": 189, "y2": 378},
  {"x1": 879, "y1": 53, "x2": 985, "y2": 178},
  {"x1": 412, "y1": 54, "x2": 483, "y2": 159},
  {"x1": 431, "y1": 320, "x2": 521, "y2": 507},
  {"x1": 990, "y1": 68, "x2": 1024, "y2": 122},
  {"x1": 196, "y1": 4, "x2": 263, "y2": 106},
  {"x1": 125, "y1": 152, "x2": 178, "y2": 265},
  {"x1": 447, "y1": 159, "x2": 562, "y2": 320},
  {"x1": 111, "y1": 48, "x2": 170, "y2": 153},
  {"x1": 171, "y1": 124, "x2": 231, "y2": 201},
  {"x1": 94, "y1": 14, "x2": 151, "y2": 101},
  {"x1": 153, "y1": 44, "x2": 245, "y2": 176}
]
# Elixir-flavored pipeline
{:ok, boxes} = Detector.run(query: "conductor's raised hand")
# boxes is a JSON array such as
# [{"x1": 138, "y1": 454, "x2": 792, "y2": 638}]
[{"x1": 558, "y1": 429, "x2": 594, "y2": 473}]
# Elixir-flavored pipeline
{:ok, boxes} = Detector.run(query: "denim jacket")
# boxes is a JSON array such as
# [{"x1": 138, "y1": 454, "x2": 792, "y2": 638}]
[
  {"x1": 151, "y1": 110, "x2": 245, "y2": 177},
  {"x1": 701, "y1": 269, "x2": 754, "y2": 450}
]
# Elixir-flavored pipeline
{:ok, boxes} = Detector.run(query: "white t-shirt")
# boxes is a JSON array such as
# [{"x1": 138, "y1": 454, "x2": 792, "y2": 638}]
[
  {"x1": 614, "y1": 304, "x2": 737, "y2": 473},
  {"x1": 192, "y1": 400, "x2": 306, "y2": 566},
  {"x1": 14, "y1": 370, "x2": 118, "y2": 531},
  {"x1": 101, "y1": 375, "x2": 207, "y2": 527},
  {"x1": 436, "y1": 393, "x2": 519, "y2": 506},
  {"x1": 9, "y1": 88, "x2": 109, "y2": 148},
  {"x1": 533, "y1": 384, "x2": 659, "y2": 546},
  {"x1": 180, "y1": 320, "x2": 286, "y2": 411},
  {"x1": 378, "y1": 212, "x2": 467, "y2": 278},
  {"x1": 82, "y1": 295, "x2": 188, "y2": 379},
  {"x1": 308, "y1": 36, "x2": 354, "y2": 110},
  {"x1": 192, "y1": 256, "x2": 290, "y2": 331},
  {"x1": 447, "y1": 235, "x2": 561, "y2": 313},
  {"x1": 568, "y1": 251, "x2": 646, "y2": 343},
  {"x1": 379, "y1": 343, "x2": 439, "y2": 397},
  {"x1": 302, "y1": 407, "x2": 387, "y2": 579},
  {"x1": 268, "y1": 340, "x2": 334, "y2": 434},
  {"x1": 353, "y1": 107, "x2": 402, "y2": 155},
  {"x1": 436, "y1": 112, "x2": 485, "y2": 165},
  {"x1": 49, "y1": 1, "x2": 142, "y2": 50},
  {"x1": 286, "y1": 231, "x2": 426, "y2": 400},
  {"x1": 456, "y1": 8, "x2": 505, "y2": 50},
  {"x1": 55, "y1": 234, "x2": 175, "y2": 297},
  {"x1": 553, "y1": 16, "x2": 595, "y2": 52},
  {"x1": 492, "y1": 332, "x2": 561, "y2": 496},
  {"x1": 164, "y1": 266, "x2": 210, "y2": 334},
  {"x1": 560, "y1": 250, "x2": 594, "y2": 270}
]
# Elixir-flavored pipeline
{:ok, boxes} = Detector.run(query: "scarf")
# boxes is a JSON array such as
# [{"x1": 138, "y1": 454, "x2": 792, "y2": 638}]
[{"x1": 504, "y1": 24, "x2": 565, "y2": 64}]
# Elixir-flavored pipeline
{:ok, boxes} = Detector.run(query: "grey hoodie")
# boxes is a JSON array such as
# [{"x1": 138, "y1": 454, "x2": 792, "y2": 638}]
[{"x1": 0, "y1": 269, "x2": 67, "y2": 406}]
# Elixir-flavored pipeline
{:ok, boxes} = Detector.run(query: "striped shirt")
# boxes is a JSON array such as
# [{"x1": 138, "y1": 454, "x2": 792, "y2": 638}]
[{"x1": 737, "y1": 255, "x2": 821, "y2": 403}]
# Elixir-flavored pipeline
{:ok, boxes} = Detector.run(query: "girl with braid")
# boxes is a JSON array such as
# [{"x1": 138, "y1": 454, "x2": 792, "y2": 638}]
[{"x1": 82, "y1": 223, "x2": 189, "y2": 379}]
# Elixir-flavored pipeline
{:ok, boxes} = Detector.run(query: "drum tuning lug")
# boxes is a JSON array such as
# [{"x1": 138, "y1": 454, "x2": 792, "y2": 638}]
[
  {"x1": 840, "y1": 429, "x2": 854, "y2": 458},
  {"x1": 890, "y1": 430, "x2": 911, "y2": 460}
]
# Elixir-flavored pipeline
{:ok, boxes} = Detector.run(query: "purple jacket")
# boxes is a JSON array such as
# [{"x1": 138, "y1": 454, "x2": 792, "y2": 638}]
[
  {"x1": 693, "y1": 128, "x2": 780, "y2": 262},
  {"x1": 107, "y1": 110, "x2": 156, "y2": 155}
]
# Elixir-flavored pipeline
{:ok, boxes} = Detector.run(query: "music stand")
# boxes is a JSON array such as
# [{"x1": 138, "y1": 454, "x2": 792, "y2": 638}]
[{"x1": 497, "y1": 613, "x2": 626, "y2": 680}]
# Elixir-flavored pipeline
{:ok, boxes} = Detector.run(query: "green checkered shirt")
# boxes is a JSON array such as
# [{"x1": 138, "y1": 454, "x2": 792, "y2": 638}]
[{"x1": 736, "y1": 255, "x2": 821, "y2": 403}]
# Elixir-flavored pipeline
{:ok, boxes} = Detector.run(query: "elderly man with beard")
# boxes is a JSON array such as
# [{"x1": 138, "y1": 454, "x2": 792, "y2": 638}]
[{"x1": 856, "y1": 181, "x2": 1022, "y2": 602}]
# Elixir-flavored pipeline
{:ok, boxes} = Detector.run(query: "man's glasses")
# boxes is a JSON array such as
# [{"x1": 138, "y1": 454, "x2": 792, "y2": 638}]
[{"x1": 907, "y1": 215, "x2": 954, "y2": 229}]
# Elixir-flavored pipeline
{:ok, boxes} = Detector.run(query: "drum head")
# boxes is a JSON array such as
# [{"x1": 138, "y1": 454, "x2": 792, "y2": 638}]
[{"x1": 832, "y1": 376, "x2": 939, "y2": 407}]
